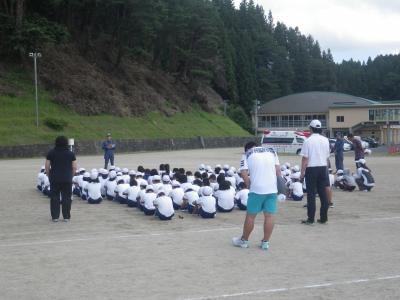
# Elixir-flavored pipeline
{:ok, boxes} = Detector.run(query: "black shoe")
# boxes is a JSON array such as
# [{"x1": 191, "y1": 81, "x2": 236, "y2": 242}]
[
  {"x1": 301, "y1": 219, "x2": 314, "y2": 225},
  {"x1": 317, "y1": 219, "x2": 327, "y2": 224}
]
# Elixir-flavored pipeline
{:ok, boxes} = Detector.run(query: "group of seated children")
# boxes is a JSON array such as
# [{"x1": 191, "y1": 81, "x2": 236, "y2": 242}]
[
  {"x1": 334, "y1": 159, "x2": 374, "y2": 192},
  {"x1": 37, "y1": 163, "x2": 251, "y2": 221}
]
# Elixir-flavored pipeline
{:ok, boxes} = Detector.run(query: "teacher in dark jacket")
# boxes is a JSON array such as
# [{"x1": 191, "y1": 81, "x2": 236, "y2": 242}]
[
  {"x1": 45, "y1": 136, "x2": 77, "y2": 222},
  {"x1": 334, "y1": 132, "x2": 344, "y2": 171},
  {"x1": 102, "y1": 133, "x2": 116, "y2": 169}
]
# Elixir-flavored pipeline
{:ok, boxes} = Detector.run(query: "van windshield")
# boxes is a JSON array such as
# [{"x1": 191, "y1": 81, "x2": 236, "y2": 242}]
[{"x1": 262, "y1": 137, "x2": 294, "y2": 144}]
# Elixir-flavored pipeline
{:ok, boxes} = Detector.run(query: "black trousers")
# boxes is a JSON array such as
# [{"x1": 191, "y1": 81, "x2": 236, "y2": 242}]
[
  {"x1": 305, "y1": 166, "x2": 329, "y2": 222},
  {"x1": 50, "y1": 181, "x2": 72, "y2": 220}
]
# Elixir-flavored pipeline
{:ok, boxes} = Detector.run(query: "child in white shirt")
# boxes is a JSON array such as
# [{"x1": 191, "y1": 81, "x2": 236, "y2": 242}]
[
  {"x1": 105, "y1": 170, "x2": 118, "y2": 200},
  {"x1": 235, "y1": 182, "x2": 249, "y2": 210},
  {"x1": 125, "y1": 178, "x2": 140, "y2": 207},
  {"x1": 87, "y1": 171, "x2": 102, "y2": 204},
  {"x1": 142, "y1": 185, "x2": 157, "y2": 215},
  {"x1": 195, "y1": 186, "x2": 216, "y2": 218},
  {"x1": 169, "y1": 181, "x2": 184, "y2": 209},
  {"x1": 154, "y1": 192, "x2": 175, "y2": 220},
  {"x1": 115, "y1": 179, "x2": 129, "y2": 204}
]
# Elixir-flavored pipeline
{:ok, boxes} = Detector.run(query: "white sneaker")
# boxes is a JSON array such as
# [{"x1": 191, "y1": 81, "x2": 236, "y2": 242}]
[
  {"x1": 52, "y1": 219, "x2": 58, "y2": 222},
  {"x1": 63, "y1": 219, "x2": 70, "y2": 222},
  {"x1": 232, "y1": 237, "x2": 249, "y2": 248},
  {"x1": 260, "y1": 240, "x2": 270, "y2": 250}
]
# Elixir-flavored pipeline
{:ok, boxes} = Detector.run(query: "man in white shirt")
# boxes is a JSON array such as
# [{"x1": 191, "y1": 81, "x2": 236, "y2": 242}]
[
  {"x1": 300, "y1": 120, "x2": 330, "y2": 225},
  {"x1": 232, "y1": 141, "x2": 281, "y2": 250}
]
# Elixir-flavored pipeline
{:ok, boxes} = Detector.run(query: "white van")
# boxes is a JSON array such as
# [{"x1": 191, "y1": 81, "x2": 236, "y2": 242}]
[{"x1": 261, "y1": 130, "x2": 310, "y2": 155}]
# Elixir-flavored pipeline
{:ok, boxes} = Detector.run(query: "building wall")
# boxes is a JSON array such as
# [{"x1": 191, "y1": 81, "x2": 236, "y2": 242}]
[{"x1": 329, "y1": 107, "x2": 369, "y2": 129}]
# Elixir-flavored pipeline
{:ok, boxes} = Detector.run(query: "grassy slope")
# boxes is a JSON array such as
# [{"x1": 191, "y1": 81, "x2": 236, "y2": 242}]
[{"x1": 0, "y1": 68, "x2": 250, "y2": 146}]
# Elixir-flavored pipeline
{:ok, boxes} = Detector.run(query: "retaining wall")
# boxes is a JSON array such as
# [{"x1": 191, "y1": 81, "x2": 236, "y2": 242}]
[{"x1": 0, "y1": 136, "x2": 256, "y2": 159}]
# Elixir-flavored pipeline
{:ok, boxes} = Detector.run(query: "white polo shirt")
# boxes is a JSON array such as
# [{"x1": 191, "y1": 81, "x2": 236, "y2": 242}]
[
  {"x1": 300, "y1": 134, "x2": 330, "y2": 167},
  {"x1": 197, "y1": 195, "x2": 216, "y2": 213},
  {"x1": 242, "y1": 147, "x2": 280, "y2": 194},
  {"x1": 87, "y1": 182, "x2": 102, "y2": 199},
  {"x1": 126, "y1": 185, "x2": 140, "y2": 201},
  {"x1": 235, "y1": 189, "x2": 249, "y2": 206},
  {"x1": 153, "y1": 195, "x2": 174, "y2": 217},
  {"x1": 184, "y1": 190, "x2": 199, "y2": 206},
  {"x1": 215, "y1": 188, "x2": 235, "y2": 210},
  {"x1": 143, "y1": 192, "x2": 157, "y2": 210},
  {"x1": 169, "y1": 187, "x2": 184, "y2": 206}
]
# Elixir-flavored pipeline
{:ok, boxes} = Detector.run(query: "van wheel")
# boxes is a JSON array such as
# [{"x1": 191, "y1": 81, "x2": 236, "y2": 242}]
[{"x1": 296, "y1": 149, "x2": 301, "y2": 155}]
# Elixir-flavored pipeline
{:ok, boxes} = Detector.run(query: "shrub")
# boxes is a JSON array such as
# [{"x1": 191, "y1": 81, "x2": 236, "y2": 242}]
[{"x1": 44, "y1": 117, "x2": 68, "y2": 131}]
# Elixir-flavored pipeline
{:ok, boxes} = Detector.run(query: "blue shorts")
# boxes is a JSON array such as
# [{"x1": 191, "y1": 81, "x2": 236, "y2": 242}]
[{"x1": 247, "y1": 193, "x2": 277, "y2": 215}]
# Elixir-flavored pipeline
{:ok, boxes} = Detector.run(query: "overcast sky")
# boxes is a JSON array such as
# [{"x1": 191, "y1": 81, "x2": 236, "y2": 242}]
[{"x1": 234, "y1": 0, "x2": 400, "y2": 63}]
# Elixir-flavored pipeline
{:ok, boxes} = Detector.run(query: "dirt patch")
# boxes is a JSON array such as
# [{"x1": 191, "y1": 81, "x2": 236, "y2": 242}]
[{"x1": 37, "y1": 44, "x2": 223, "y2": 116}]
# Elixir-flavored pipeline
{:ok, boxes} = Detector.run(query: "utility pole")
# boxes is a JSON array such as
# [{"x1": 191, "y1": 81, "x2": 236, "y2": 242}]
[
  {"x1": 223, "y1": 100, "x2": 229, "y2": 116},
  {"x1": 29, "y1": 52, "x2": 42, "y2": 127},
  {"x1": 254, "y1": 99, "x2": 260, "y2": 137}
]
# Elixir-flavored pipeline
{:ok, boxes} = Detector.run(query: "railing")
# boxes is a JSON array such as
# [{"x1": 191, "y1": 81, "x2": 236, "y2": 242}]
[{"x1": 258, "y1": 120, "x2": 327, "y2": 128}]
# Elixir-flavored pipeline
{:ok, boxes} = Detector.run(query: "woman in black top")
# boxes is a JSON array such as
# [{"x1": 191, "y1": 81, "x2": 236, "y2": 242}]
[{"x1": 45, "y1": 136, "x2": 77, "y2": 222}]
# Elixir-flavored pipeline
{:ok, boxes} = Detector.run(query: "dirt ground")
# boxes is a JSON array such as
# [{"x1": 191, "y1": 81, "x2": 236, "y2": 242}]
[{"x1": 0, "y1": 148, "x2": 399, "y2": 300}]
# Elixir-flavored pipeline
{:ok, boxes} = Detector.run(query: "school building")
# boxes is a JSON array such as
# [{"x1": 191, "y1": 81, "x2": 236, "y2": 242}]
[{"x1": 255, "y1": 91, "x2": 400, "y2": 145}]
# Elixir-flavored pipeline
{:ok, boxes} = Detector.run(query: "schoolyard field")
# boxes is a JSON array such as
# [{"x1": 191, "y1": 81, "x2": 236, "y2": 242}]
[{"x1": 0, "y1": 148, "x2": 399, "y2": 300}]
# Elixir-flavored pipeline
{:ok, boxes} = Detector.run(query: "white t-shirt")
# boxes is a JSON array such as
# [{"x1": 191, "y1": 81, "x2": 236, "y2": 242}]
[
  {"x1": 197, "y1": 195, "x2": 216, "y2": 213},
  {"x1": 216, "y1": 188, "x2": 235, "y2": 210},
  {"x1": 161, "y1": 184, "x2": 172, "y2": 196},
  {"x1": 37, "y1": 172, "x2": 45, "y2": 187},
  {"x1": 138, "y1": 189, "x2": 147, "y2": 204},
  {"x1": 169, "y1": 188, "x2": 184, "y2": 206},
  {"x1": 154, "y1": 196, "x2": 174, "y2": 217},
  {"x1": 105, "y1": 180, "x2": 117, "y2": 197},
  {"x1": 126, "y1": 186, "x2": 140, "y2": 202},
  {"x1": 292, "y1": 182, "x2": 303, "y2": 197},
  {"x1": 143, "y1": 192, "x2": 157, "y2": 209},
  {"x1": 82, "y1": 181, "x2": 89, "y2": 197},
  {"x1": 226, "y1": 176, "x2": 236, "y2": 189},
  {"x1": 300, "y1": 134, "x2": 330, "y2": 167},
  {"x1": 242, "y1": 147, "x2": 280, "y2": 194},
  {"x1": 152, "y1": 182, "x2": 163, "y2": 192},
  {"x1": 235, "y1": 189, "x2": 249, "y2": 206},
  {"x1": 87, "y1": 182, "x2": 102, "y2": 199},
  {"x1": 210, "y1": 182, "x2": 219, "y2": 192},
  {"x1": 115, "y1": 183, "x2": 130, "y2": 198},
  {"x1": 184, "y1": 190, "x2": 199, "y2": 205},
  {"x1": 180, "y1": 182, "x2": 191, "y2": 191}
]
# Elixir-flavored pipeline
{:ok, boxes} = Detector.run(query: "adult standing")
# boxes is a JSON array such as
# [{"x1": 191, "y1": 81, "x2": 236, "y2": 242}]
[
  {"x1": 334, "y1": 132, "x2": 344, "y2": 171},
  {"x1": 300, "y1": 120, "x2": 330, "y2": 225},
  {"x1": 232, "y1": 141, "x2": 281, "y2": 250},
  {"x1": 102, "y1": 133, "x2": 116, "y2": 169},
  {"x1": 45, "y1": 136, "x2": 77, "y2": 222},
  {"x1": 347, "y1": 133, "x2": 364, "y2": 168}
]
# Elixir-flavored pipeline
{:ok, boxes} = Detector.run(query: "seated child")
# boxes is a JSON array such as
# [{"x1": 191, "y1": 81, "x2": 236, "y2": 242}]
[
  {"x1": 354, "y1": 159, "x2": 375, "y2": 191},
  {"x1": 289, "y1": 172, "x2": 304, "y2": 201},
  {"x1": 105, "y1": 171, "x2": 118, "y2": 200},
  {"x1": 215, "y1": 180, "x2": 235, "y2": 212},
  {"x1": 195, "y1": 186, "x2": 216, "y2": 218},
  {"x1": 87, "y1": 171, "x2": 102, "y2": 204},
  {"x1": 114, "y1": 179, "x2": 130, "y2": 204},
  {"x1": 153, "y1": 192, "x2": 175, "y2": 221},
  {"x1": 142, "y1": 185, "x2": 157, "y2": 215},
  {"x1": 183, "y1": 184, "x2": 200, "y2": 214},
  {"x1": 81, "y1": 172, "x2": 91, "y2": 200},
  {"x1": 169, "y1": 180, "x2": 184, "y2": 209},
  {"x1": 125, "y1": 178, "x2": 140, "y2": 207},
  {"x1": 235, "y1": 182, "x2": 249, "y2": 210}
]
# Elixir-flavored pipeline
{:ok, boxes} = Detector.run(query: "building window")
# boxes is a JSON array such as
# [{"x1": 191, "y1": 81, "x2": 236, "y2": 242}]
[
  {"x1": 336, "y1": 116, "x2": 344, "y2": 122},
  {"x1": 369, "y1": 110, "x2": 375, "y2": 121}
]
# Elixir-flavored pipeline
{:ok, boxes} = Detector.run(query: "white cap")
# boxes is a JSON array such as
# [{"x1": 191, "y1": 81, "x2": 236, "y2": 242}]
[
  {"x1": 309, "y1": 119, "x2": 322, "y2": 128},
  {"x1": 337, "y1": 169, "x2": 344, "y2": 174},
  {"x1": 184, "y1": 184, "x2": 194, "y2": 192},
  {"x1": 146, "y1": 185, "x2": 154, "y2": 192},
  {"x1": 172, "y1": 180, "x2": 180, "y2": 187},
  {"x1": 122, "y1": 168, "x2": 129, "y2": 174},
  {"x1": 285, "y1": 162, "x2": 291, "y2": 168},
  {"x1": 291, "y1": 172, "x2": 300, "y2": 179},
  {"x1": 206, "y1": 165, "x2": 212, "y2": 171},
  {"x1": 109, "y1": 165, "x2": 115, "y2": 170},
  {"x1": 115, "y1": 167, "x2": 121, "y2": 172},
  {"x1": 91, "y1": 168, "x2": 98, "y2": 173},
  {"x1": 117, "y1": 172, "x2": 122, "y2": 176},
  {"x1": 216, "y1": 164, "x2": 222, "y2": 168},
  {"x1": 162, "y1": 175, "x2": 170, "y2": 182},
  {"x1": 202, "y1": 186, "x2": 213, "y2": 196},
  {"x1": 280, "y1": 166, "x2": 286, "y2": 172},
  {"x1": 90, "y1": 172, "x2": 98, "y2": 180},
  {"x1": 101, "y1": 169, "x2": 109, "y2": 175},
  {"x1": 136, "y1": 172, "x2": 143, "y2": 177},
  {"x1": 83, "y1": 172, "x2": 90, "y2": 178},
  {"x1": 199, "y1": 163, "x2": 205, "y2": 170},
  {"x1": 292, "y1": 165, "x2": 300, "y2": 172},
  {"x1": 129, "y1": 170, "x2": 136, "y2": 175},
  {"x1": 153, "y1": 175, "x2": 161, "y2": 181},
  {"x1": 139, "y1": 180, "x2": 148, "y2": 187},
  {"x1": 78, "y1": 167, "x2": 85, "y2": 172},
  {"x1": 227, "y1": 170, "x2": 234, "y2": 176},
  {"x1": 41, "y1": 165, "x2": 45, "y2": 170},
  {"x1": 223, "y1": 164, "x2": 229, "y2": 170},
  {"x1": 109, "y1": 171, "x2": 117, "y2": 179}
]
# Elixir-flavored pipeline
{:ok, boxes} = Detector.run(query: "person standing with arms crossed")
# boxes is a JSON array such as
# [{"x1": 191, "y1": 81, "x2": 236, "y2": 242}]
[
  {"x1": 300, "y1": 120, "x2": 330, "y2": 225},
  {"x1": 102, "y1": 133, "x2": 116, "y2": 169},
  {"x1": 232, "y1": 141, "x2": 281, "y2": 250},
  {"x1": 334, "y1": 132, "x2": 344, "y2": 172},
  {"x1": 45, "y1": 136, "x2": 77, "y2": 222}
]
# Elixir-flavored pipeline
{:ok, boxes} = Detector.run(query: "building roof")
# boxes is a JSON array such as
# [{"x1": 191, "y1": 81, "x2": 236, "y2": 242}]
[{"x1": 258, "y1": 91, "x2": 378, "y2": 114}]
